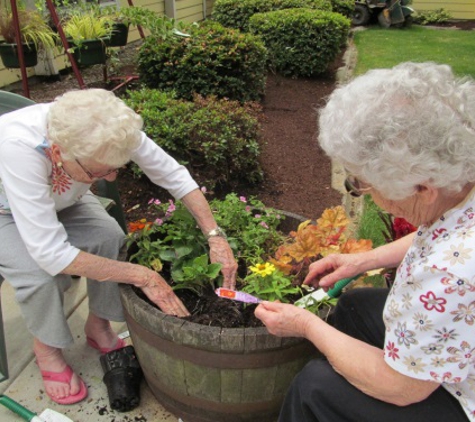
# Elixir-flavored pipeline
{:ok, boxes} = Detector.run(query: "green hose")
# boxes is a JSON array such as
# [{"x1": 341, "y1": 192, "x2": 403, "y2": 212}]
[{"x1": 0, "y1": 394, "x2": 36, "y2": 421}]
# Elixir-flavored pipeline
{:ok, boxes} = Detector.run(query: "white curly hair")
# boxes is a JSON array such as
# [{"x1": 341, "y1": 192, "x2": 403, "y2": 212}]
[
  {"x1": 47, "y1": 88, "x2": 143, "y2": 167},
  {"x1": 318, "y1": 62, "x2": 475, "y2": 200}
]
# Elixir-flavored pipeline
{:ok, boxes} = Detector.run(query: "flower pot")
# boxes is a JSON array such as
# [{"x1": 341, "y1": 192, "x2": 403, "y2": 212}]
[
  {"x1": 120, "y1": 211, "x2": 320, "y2": 422},
  {"x1": 0, "y1": 41, "x2": 37, "y2": 68},
  {"x1": 107, "y1": 23, "x2": 129, "y2": 47},
  {"x1": 71, "y1": 38, "x2": 108, "y2": 66}
]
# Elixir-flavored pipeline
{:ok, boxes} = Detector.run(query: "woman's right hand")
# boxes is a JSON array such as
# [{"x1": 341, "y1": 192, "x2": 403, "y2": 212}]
[
  {"x1": 304, "y1": 253, "x2": 367, "y2": 290},
  {"x1": 139, "y1": 268, "x2": 190, "y2": 317}
]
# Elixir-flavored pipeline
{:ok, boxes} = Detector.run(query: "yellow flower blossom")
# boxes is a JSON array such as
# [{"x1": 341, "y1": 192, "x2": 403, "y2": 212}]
[{"x1": 250, "y1": 262, "x2": 276, "y2": 277}]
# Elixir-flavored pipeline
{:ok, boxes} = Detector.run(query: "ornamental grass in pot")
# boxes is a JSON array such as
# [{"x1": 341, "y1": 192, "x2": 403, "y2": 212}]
[
  {"x1": 121, "y1": 192, "x2": 373, "y2": 422},
  {"x1": 0, "y1": 6, "x2": 59, "y2": 68}
]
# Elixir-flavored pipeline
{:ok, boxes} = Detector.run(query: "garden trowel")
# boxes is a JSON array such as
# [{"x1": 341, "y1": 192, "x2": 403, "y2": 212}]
[
  {"x1": 0, "y1": 395, "x2": 73, "y2": 422},
  {"x1": 294, "y1": 275, "x2": 360, "y2": 308}
]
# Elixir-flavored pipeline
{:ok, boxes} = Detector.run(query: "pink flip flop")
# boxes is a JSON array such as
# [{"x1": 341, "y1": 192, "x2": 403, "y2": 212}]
[
  {"x1": 86, "y1": 336, "x2": 126, "y2": 354},
  {"x1": 40, "y1": 365, "x2": 88, "y2": 405}
]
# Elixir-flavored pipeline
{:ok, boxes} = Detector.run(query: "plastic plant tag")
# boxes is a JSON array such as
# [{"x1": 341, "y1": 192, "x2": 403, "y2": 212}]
[{"x1": 215, "y1": 288, "x2": 262, "y2": 304}]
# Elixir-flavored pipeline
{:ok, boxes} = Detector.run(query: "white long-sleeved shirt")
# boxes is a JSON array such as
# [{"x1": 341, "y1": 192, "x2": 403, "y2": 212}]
[{"x1": 0, "y1": 103, "x2": 198, "y2": 276}]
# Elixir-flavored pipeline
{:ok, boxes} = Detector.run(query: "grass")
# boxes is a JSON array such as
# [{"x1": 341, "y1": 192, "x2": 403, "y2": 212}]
[
  {"x1": 353, "y1": 26, "x2": 475, "y2": 78},
  {"x1": 352, "y1": 24, "x2": 475, "y2": 246}
]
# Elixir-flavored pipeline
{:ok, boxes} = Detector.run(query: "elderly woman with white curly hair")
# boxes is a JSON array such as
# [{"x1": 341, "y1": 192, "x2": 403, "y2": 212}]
[
  {"x1": 0, "y1": 89, "x2": 237, "y2": 405},
  {"x1": 255, "y1": 62, "x2": 475, "y2": 422}
]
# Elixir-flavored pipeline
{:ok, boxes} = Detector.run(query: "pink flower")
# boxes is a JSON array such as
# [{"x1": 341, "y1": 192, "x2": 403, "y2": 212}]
[
  {"x1": 255, "y1": 214, "x2": 262, "y2": 219},
  {"x1": 420, "y1": 291, "x2": 447, "y2": 313},
  {"x1": 148, "y1": 198, "x2": 155, "y2": 204},
  {"x1": 154, "y1": 218, "x2": 163, "y2": 226},
  {"x1": 201, "y1": 186, "x2": 207, "y2": 193},
  {"x1": 167, "y1": 200, "x2": 176, "y2": 213},
  {"x1": 386, "y1": 341, "x2": 399, "y2": 360},
  {"x1": 260, "y1": 221, "x2": 269, "y2": 229},
  {"x1": 239, "y1": 196, "x2": 247, "y2": 203},
  {"x1": 245, "y1": 206, "x2": 251, "y2": 212}
]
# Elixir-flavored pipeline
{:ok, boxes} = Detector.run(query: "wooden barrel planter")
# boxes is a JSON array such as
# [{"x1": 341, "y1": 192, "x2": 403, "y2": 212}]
[{"x1": 120, "y1": 211, "x2": 320, "y2": 422}]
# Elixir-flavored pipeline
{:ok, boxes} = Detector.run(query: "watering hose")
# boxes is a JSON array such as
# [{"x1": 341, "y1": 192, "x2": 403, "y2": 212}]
[{"x1": 0, "y1": 394, "x2": 40, "y2": 421}]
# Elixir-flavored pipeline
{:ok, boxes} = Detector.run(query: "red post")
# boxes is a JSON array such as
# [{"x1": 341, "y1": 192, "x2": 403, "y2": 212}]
[
  {"x1": 10, "y1": 0, "x2": 29, "y2": 97},
  {"x1": 44, "y1": 0, "x2": 86, "y2": 89}
]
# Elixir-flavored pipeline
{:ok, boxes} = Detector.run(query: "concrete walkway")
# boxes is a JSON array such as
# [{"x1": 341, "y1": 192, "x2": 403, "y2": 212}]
[{"x1": 0, "y1": 278, "x2": 179, "y2": 422}]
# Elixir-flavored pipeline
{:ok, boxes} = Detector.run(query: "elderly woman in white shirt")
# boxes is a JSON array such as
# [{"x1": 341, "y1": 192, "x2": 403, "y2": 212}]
[
  {"x1": 255, "y1": 62, "x2": 475, "y2": 422},
  {"x1": 0, "y1": 89, "x2": 237, "y2": 405}
]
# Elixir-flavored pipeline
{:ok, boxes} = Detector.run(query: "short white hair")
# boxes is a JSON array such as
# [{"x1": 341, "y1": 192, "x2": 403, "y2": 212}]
[
  {"x1": 319, "y1": 62, "x2": 475, "y2": 200},
  {"x1": 47, "y1": 89, "x2": 143, "y2": 167}
]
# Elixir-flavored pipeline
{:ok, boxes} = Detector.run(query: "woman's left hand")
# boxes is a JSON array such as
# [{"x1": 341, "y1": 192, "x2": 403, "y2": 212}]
[
  {"x1": 208, "y1": 236, "x2": 238, "y2": 289},
  {"x1": 255, "y1": 301, "x2": 316, "y2": 338}
]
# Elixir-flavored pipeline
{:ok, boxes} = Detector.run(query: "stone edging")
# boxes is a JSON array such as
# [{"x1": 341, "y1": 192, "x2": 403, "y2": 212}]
[{"x1": 331, "y1": 32, "x2": 365, "y2": 234}]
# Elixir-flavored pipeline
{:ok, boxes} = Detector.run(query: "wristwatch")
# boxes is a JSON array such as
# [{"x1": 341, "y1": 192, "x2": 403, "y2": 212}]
[{"x1": 206, "y1": 226, "x2": 227, "y2": 240}]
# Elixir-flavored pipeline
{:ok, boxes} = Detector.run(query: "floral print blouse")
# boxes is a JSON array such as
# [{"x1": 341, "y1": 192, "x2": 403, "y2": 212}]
[{"x1": 384, "y1": 187, "x2": 475, "y2": 421}]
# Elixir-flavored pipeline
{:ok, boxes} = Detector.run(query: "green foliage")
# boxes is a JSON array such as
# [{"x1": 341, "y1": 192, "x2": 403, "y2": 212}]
[
  {"x1": 127, "y1": 194, "x2": 287, "y2": 296},
  {"x1": 242, "y1": 263, "x2": 301, "y2": 302},
  {"x1": 249, "y1": 8, "x2": 350, "y2": 77},
  {"x1": 210, "y1": 194, "x2": 285, "y2": 261},
  {"x1": 63, "y1": 9, "x2": 113, "y2": 43},
  {"x1": 413, "y1": 8, "x2": 452, "y2": 25},
  {"x1": 353, "y1": 26, "x2": 475, "y2": 79},
  {"x1": 124, "y1": 88, "x2": 264, "y2": 190},
  {"x1": 0, "y1": 7, "x2": 59, "y2": 49},
  {"x1": 137, "y1": 20, "x2": 267, "y2": 103},
  {"x1": 356, "y1": 196, "x2": 388, "y2": 248},
  {"x1": 329, "y1": 0, "x2": 354, "y2": 17},
  {"x1": 211, "y1": 0, "x2": 332, "y2": 32}
]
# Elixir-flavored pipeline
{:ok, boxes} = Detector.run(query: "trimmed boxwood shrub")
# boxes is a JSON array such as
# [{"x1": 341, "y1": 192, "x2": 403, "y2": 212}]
[
  {"x1": 137, "y1": 21, "x2": 267, "y2": 103},
  {"x1": 249, "y1": 8, "x2": 350, "y2": 77},
  {"x1": 211, "y1": 0, "x2": 332, "y2": 32},
  {"x1": 124, "y1": 89, "x2": 264, "y2": 191},
  {"x1": 329, "y1": 0, "x2": 354, "y2": 18}
]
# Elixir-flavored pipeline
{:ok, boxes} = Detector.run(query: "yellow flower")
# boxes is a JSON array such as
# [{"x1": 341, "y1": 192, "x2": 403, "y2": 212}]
[{"x1": 250, "y1": 262, "x2": 276, "y2": 277}]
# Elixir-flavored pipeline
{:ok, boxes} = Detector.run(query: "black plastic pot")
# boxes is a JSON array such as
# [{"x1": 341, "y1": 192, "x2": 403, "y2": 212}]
[
  {"x1": 100, "y1": 345, "x2": 143, "y2": 412},
  {"x1": 0, "y1": 42, "x2": 37, "y2": 68},
  {"x1": 107, "y1": 22, "x2": 129, "y2": 47},
  {"x1": 71, "y1": 38, "x2": 108, "y2": 66}
]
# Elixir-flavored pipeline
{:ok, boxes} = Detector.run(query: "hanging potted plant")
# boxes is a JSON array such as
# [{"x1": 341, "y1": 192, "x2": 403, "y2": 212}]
[
  {"x1": 62, "y1": 9, "x2": 113, "y2": 66},
  {"x1": 122, "y1": 194, "x2": 373, "y2": 422},
  {"x1": 0, "y1": 6, "x2": 59, "y2": 69}
]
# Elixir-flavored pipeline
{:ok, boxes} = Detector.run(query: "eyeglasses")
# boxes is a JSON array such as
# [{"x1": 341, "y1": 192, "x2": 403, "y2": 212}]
[
  {"x1": 75, "y1": 159, "x2": 118, "y2": 180},
  {"x1": 344, "y1": 175, "x2": 372, "y2": 197}
]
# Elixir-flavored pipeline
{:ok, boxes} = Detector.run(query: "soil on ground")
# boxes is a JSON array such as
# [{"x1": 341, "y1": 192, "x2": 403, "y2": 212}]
[{"x1": 11, "y1": 20, "x2": 474, "y2": 327}]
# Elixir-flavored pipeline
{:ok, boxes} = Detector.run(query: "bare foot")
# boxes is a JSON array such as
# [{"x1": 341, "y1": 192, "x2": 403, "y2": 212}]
[
  {"x1": 33, "y1": 338, "x2": 82, "y2": 400},
  {"x1": 84, "y1": 312, "x2": 121, "y2": 350}
]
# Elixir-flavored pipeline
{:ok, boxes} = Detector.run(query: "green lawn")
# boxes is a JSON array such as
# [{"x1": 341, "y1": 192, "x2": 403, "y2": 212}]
[{"x1": 353, "y1": 26, "x2": 475, "y2": 78}]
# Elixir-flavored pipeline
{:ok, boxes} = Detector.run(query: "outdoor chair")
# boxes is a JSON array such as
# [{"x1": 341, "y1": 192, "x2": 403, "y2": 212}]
[{"x1": 0, "y1": 90, "x2": 127, "y2": 382}]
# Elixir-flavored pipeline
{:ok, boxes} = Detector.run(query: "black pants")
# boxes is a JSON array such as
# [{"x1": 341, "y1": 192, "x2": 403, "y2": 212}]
[{"x1": 278, "y1": 288, "x2": 469, "y2": 422}]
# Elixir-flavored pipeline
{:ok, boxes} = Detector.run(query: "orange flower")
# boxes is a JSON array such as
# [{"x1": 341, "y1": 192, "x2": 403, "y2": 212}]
[{"x1": 128, "y1": 219, "x2": 153, "y2": 233}]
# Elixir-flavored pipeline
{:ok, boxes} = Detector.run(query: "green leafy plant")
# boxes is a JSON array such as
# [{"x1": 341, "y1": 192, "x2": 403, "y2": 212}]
[
  {"x1": 211, "y1": 0, "x2": 332, "y2": 32},
  {"x1": 249, "y1": 8, "x2": 350, "y2": 77},
  {"x1": 63, "y1": 10, "x2": 113, "y2": 43},
  {"x1": 126, "y1": 193, "x2": 285, "y2": 296},
  {"x1": 0, "y1": 6, "x2": 59, "y2": 50},
  {"x1": 124, "y1": 89, "x2": 264, "y2": 191},
  {"x1": 242, "y1": 262, "x2": 301, "y2": 302},
  {"x1": 137, "y1": 20, "x2": 267, "y2": 103},
  {"x1": 413, "y1": 8, "x2": 452, "y2": 25},
  {"x1": 127, "y1": 198, "x2": 374, "y2": 307}
]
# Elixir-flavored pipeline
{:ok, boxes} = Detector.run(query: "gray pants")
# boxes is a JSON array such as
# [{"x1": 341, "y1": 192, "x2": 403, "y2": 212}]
[{"x1": 0, "y1": 193, "x2": 126, "y2": 348}]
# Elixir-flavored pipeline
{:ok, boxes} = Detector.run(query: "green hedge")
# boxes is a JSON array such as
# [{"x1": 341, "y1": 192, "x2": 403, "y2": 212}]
[
  {"x1": 249, "y1": 8, "x2": 350, "y2": 77},
  {"x1": 211, "y1": 0, "x2": 332, "y2": 32},
  {"x1": 137, "y1": 21, "x2": 267, "y2": 103},
  {"x1": 124, "y1": 89, "x2": 264, "y2": 191},
  {"x1": 329, "y1": 0, "x2": 354, "y2": 17}
]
